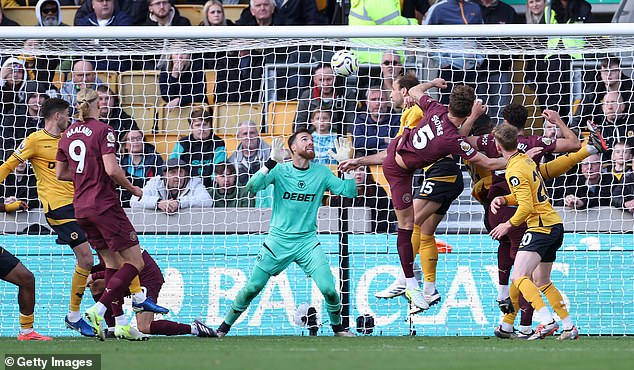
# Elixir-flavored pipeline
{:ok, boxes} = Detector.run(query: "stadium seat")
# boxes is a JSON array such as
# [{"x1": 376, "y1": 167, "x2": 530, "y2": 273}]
[
  {"x1": 206, "y1": 70, "x2": 216, "y2": 105},
  {"x1": 222, "y1": 136, "x2": 240, "y2": 156},
  {"x1": 146, "y1": 133, "x2": 183, "y2": 161},
  {"x1": 97, "y1": 71, "x2": 119, "y2": 94},
  {"x1": 174, "y1": 5, "x2": 202, "y2": 25},
  {"x1": 223, "y1": 5, "x2": 247, "y2": 23},
  {"x1": 3, "y1": 6, "x2": 78, "y2": 26},
  {"x1": 158, "y1": 104, "x2": 197, "y2": 134},
  {"x1": 123, "y1": 105, "x2": 157, "y2": 134},
  {"x1": 118, "y1": 70, "x2": 161, "y2": 107},
  {"x1": 213, "y1": 103, "x2": 263, "y2": 136},
  {"x1": 267, "y1": 100, "x2": 298, "y2": 137}
]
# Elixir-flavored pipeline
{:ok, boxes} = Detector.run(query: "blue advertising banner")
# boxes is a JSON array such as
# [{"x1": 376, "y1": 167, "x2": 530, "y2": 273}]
[{"x1": 0, "y1": 233, "x2": 631, "y2": 336}]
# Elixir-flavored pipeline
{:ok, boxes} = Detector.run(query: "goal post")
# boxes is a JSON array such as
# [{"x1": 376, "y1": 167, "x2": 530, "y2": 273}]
[{"x1": 0, "y1": 24, "x2": 632, "y2": 337}]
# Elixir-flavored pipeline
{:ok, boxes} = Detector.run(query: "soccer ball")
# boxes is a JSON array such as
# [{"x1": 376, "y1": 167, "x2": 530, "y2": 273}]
[{"x1": 330, "y1": 50, "x2": 359, "y2": 77}]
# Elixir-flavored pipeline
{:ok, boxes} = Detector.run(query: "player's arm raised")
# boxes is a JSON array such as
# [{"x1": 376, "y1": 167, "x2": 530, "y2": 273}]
[
  {"x1": 102, "y1": 153, "x2": 142, "y2": 198},
  {"x1": 338, "y1": 150, "x2": 387, "y2": 172},
  {"x1": 246, "y1": 137, "x2": 283, "y2": 193},
  {"x1": 327, "y1": 137, "x2": 358, "y2": 198},
  {"x1": 543, "y1": 109, "x2": 581, "y2": 153},
  {"x1": 406, "y1": 78, "x2": 447, "y2": 104},
  {"x1": 467, "y1": 152, "x2": 507, "y2": 171}
]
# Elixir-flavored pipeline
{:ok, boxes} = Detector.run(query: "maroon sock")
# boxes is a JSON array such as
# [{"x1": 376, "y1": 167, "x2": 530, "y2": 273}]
[
  {"x1": 396, "y1": 228, "x2": 414, "y2": 278},
  {"x1": 150, "y1": 320, "x2": 192, "y2": 336},
  {"x1": 519, "y1": 294, "x2": 535, "y2": 327},
  {"x1": 111, "y1": 299, "x2": 124, "y2": 318},
  {"x1": 104, "y1": 307, "x2": 115, "y2": 329},
  {"x1": 497, "y1": 240, "x2": 513, "y2": 286},
  {"x1": 99, "y1": 263, "x2": 139, "y2": 307}
]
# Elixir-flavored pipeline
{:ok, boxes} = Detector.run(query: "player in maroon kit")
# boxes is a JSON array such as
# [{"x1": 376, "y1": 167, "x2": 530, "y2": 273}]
[
  {"x1": 87, "y1": 250, "x2": 216, "y2": 338},
  {"x1": 339, "y1": 79, "x2": 506, "y2": 313},
  {"x1": 56, "y1": 88, "x2": 148, "y2": 341}
]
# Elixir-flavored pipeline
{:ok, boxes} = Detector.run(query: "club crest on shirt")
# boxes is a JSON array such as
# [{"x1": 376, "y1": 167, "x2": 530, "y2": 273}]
[
  {"x1": 15, "y1": 140, "x2": 26, "y2": 155},
  {"x1": 541, "y1": 137, "x2": 553, "y2": 145},
  {"x1": 509, "y1": 176, "x2": 520, "y2": 187},
  {"x1": 107, "y1": 132, "x2": 116, "y2": 143},
  {"x1": 297, "y1": 180, "x2": 306, "y2": 189},
  {"x1": 130, "y1": 231, "x2": 138, "y2": 242}
]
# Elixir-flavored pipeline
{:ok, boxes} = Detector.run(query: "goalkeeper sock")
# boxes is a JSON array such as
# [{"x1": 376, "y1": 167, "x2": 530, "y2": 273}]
[
  {"x1": 411, "y1": 224, "x2": 421, "y2": 257},
  {"x1": 311, "y1": 264, "x2": 342, "y2": 325},
  {"x1": 69, "y1": 265, "x2": 90, "y2": 313},
  {"x1": 540, "y1": 282, "x2": 571, "y2": 329},
  {"x1": 419, "y1": 234, "x2": 438, "y2": 292}
]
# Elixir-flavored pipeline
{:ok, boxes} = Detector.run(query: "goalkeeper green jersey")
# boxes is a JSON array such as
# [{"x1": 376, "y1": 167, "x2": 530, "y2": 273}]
[{"x1": 246, "y1": 162, "x2": 357, "y2": 242}]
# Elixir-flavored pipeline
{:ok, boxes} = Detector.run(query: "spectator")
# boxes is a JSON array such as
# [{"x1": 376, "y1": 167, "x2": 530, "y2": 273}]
[
  {"x1": 294, "y1": 63, "x2": 357, "y2": 135},
  {"x1": 563, "y1": 153, "x2": 611, "y2": 209},
  {"x1": 36, "y1": 0, "x2": 66, "y2": 26},
  {"x1": 594, "y1": 91, "x2": 634, "y2": 152},
  {"x1": 145, "y1": 0, "x2": 191, "y2": 26},
  {"x1": 0, "y1": 57, "x2": 40, "y2": 114},
  {"x1": 20, "y1": 33, "x2": 65, "y2": 92},
  {"x1": 328, "y1": 165, "x2": 395, "y2": 233},
  {"x1": 401, "y1": 0, "x2": 431, "y2": 19},
  {"x1": 96, "y1": 85, "x2": 139, "y2": 141},
  {"x1": 236, "y1": 0, "x2": 281, "y2": 26},
  {"x1": 273, "y1": 0, "x2": 321, "y2": 25},
  {"x1": 200, "y1": 0, "x2": 235, "y2": 26},
  {"x1": 424, "y1": 0, "x2": 485, "y2": 105},
  {"x1": 60, "y1": 60, "x2": 104, "y2": 107},
  {"x1": 378, "y1": 51, "x2": 404, "y2": 94},
  {"x1": 352, "y1": 85, "x2": 400, "y2": 157},
  {"x1": 1, "y1": 90, "x2": 47, "y2": 161},
  {"x1": 525, "y1": 0, "x2": 545, "y2": 23},
  {"x1": 348, "y1": 0, "x2": 417, "y2": 64},
  {"x1": 573, "y1": 56, "x2": 634, "y2": 128},
  {"x1": 74, "y1": 0, "x2": 147, "y2": 26},
  {"x1": 0, "y1": 4, "x2": 20, "y2": 25},
  {"x1": 227, "y1": 120, "x2": 271, "y2": 186},
  {"x1": 169, "y1": 106, "x2": 226, "y2": 187},
  {"x1": 611, "y1": 144, "x2": 634, "y2": 212},
  {"x1": 309, "y1": 109, "x2": 338, "y2": 165},
  {"x1": 477, "y1": 0, "x2": 520, "y2": 124},
  {"x1": 159, "y1": 51, "x2": 206, "y2": 112},
  {"x1": 119, "y1": 129, "x2": 164, "y2": 207},
  {"x1": 0, "y1": 161, "x2": 39, "y2": 209},
  {"x1": 74, "y1": 0, "x2": 133, "y2": 26},
  {"x1": 130, "y1": 157, "x2": 213, "y2": 212},
  {"x1": 209, "y1": 162, "x2": 253, "y2": 208},
  {"x1": 608, "y1": 140, "x2": 632, "y2": 176}
]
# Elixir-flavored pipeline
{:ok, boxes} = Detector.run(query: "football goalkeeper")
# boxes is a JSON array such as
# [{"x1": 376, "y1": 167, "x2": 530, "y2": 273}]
[{"x1": 216, "y1": 129, "x2": 357, "y2": 337}]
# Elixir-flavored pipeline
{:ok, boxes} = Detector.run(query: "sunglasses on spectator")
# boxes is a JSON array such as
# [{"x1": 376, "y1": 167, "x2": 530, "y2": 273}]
[
  {"x1": 41, "y1": 7, "x2": 58, "y2": 14},
  {"x1": 382, "y1": 60, "x2": 401, "y2": 66}
]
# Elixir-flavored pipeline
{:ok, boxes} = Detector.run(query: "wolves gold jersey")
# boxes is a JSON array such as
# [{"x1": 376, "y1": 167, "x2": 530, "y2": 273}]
[
  {"x1": 504, "y1": 152, "x2": 562, "y2": 230},
  {"x1": 0, "y1": 130, "x2": 73, "y2": 212}
]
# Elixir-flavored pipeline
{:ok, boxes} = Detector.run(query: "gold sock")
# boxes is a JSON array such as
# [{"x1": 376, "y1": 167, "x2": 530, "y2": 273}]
[
  {"x1": 20, "y1": 313, "x2": 34, "y2": 330},
  {"x1": 129, "y1": 275, "x2": 142, "y2": 294},
  {"x1": 411, "y1": 224, "x2": 421, "y2": 257},
  {"x1": 502, "y1": 281, "x2": 520, "y2": 325},
  {"x1": 70, "y1": 266, "x2": 90, "y2": 312},
  {"x1": 540, "y1": 282, "x2": 570, "y2": 321},
  {"x1": 540, "y1": 145, "x2": 590, "y2": 180},
  {"x1": 419, "y1": 234, "x2": 438, "y2": 283},
  {"x1": 515, "y1": 276, "x2": 547, "y2": 311}
]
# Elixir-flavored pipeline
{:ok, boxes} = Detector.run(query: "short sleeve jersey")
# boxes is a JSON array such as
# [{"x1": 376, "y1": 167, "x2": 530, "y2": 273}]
[
  {"x1": 477, "y1": 134, "x2": 557, "y2": 200},
  {"x1": 396, "y1": 96, "x2": 477, "y2": 170},
  {"x1": 56, "y1": 118, "x2": 120, "y2": 218}
]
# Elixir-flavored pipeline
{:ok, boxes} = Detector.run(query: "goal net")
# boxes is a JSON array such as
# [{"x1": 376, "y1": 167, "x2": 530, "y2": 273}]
[{"x1": 0, "y1": 25, "x2": 632, "y2": 337}]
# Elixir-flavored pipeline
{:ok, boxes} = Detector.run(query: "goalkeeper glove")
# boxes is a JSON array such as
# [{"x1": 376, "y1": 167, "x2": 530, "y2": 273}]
[
  {"x1": 328, "y1": 137, "x2": 352, "y2": 163},
  {"x1": 260, "y1": 137, "x2": 285, "y2": 174}
]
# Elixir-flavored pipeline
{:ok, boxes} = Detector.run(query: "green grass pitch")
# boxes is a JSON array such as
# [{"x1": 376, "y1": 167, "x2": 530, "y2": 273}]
[{"x1": 1, "y1": 336, "x2": 633, "y2": 370}]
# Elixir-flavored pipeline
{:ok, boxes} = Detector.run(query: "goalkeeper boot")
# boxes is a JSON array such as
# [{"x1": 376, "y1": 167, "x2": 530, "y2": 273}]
[
  {"x1": 132, "y1": 296, "x2": 169, "y2": 315},
  {"x1": 375, "y1": 279, "x2": 406, "y2": 299},
  {"x1": 527, "y1": 320, "x2": 559, "y2": 340},
  {"x1": 84, "y1": 306, "x2": 105, "y2": 341},
  {"x1": 494, "y1": 325, "x2": 517, "y2": 339},
  {"x1": 587, "y1": 121, "x2": 609, "y2": 154},
  {"x1": 17, "y1": 331, "x2": 53, "y2": 341},
  {"x1": 405, "y1": 288, "x2": 429, "y2": 315},
  {"x1": 216, "y1": 322, "x2": 231, "y2": 338},
  {"x1": 193, "y1": 319, "x2": 218, "y2": 337},
  {"x1": 496, "y1": 297, "x2": 515, "y2": 314},
  {"x1": 114, "y1": 324, "x2": 149, "y2": 341},
  {"x1": 424, "y1": 289, "x2": 442, "y2": 307},
  {"x1": 65, "y1": 315, "x2": 97, "y2": 337},
  {"x1": 557, "y1": 326, "x2": 579, "y2": 340}
]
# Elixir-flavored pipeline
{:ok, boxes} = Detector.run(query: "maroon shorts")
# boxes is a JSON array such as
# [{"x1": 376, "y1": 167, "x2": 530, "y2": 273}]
[
  {"x1": 488, "y1": 204, "x2": 528, "y2": 254},
  {"x1": 77, "y1": 205, "x2": 139, "y2": 252},
  {"x1": 383, "y1": 140, "x2": 416, "y2": 210}
]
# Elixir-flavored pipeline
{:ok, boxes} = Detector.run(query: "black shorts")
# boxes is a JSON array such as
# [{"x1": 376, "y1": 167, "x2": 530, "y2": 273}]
[
  {"x1": 0, "y1": 246, "x2": 21, "y2": 279},
  {"x1": 413, "y1": 157, "x2": 464, "y2": 215},
  {"x1": 518, "y1": 224, "x2": 564, "y2": 263},
  {"x1": 45, "y1": 204, "x2": 87, "y2": 248}
]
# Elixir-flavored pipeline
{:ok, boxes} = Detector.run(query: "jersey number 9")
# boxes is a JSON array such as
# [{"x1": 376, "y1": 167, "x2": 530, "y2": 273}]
[{"x1": 69, "y1": 139, "x2": 87, "y2": 174}]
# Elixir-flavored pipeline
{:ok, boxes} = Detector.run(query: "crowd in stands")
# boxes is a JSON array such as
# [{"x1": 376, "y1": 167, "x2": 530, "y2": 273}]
[{"x1": 1, "y1": 0, "x2": 634, "y2": 228}]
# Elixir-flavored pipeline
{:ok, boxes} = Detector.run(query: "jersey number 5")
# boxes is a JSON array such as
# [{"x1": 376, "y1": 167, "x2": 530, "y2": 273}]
[
  {"x1": 412, "y1": 125, "x2": 436, "y2": 150},
  {"x1": 69, "y1": 139, "x2": 87, "y2": 174}
]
